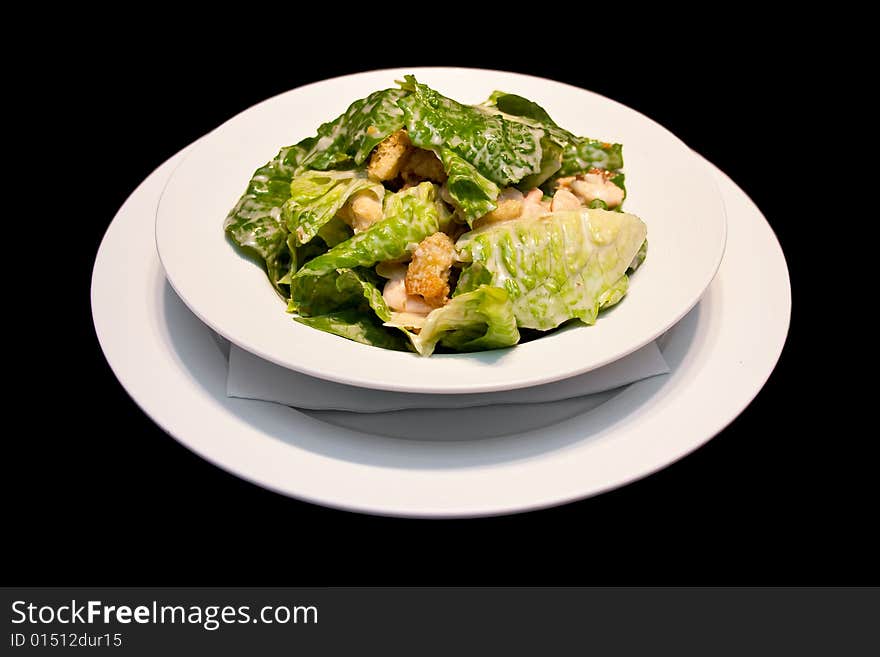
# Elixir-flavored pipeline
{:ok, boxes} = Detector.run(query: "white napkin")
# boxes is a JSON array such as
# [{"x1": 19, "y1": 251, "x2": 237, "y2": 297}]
[{"x1": 226, "y1": 342, "x2": 669, "y2": 413}]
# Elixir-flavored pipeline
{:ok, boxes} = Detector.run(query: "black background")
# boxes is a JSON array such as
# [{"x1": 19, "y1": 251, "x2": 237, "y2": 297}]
[{"x1": 8, "y1": 23, "x2": 871, "y2": 585}]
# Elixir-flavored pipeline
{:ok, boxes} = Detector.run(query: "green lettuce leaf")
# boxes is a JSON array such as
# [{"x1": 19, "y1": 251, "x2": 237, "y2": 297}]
[
  {"x1": 405, "y1": 286, "x2": 520, "y2": 357},
  {"x1": 278, "y1": 235, "x2": 319, "y2": 286},
  {"x1": 289, "y1": 266, "x2": 384, "y2": 317},
  {"x1": 397, "y1": 76, "x2": 545, "y2": 187},
  {"x1": 438, "y1": 148, "x2": 499, "y2": 226},
  {"x1": 598, "y1": 274, "x2": 629, "y2": 310},
  {"x1": 224, "y1": 144, "x2": 313, "y2": 291},
  {"x1": 455, "y1": 208, "x2": 648, "y2": 330},
  {"x1": 297, "y1": 88, "x2": 409, "y2": 171},
  {"x1": 295, "y1": 310, "x2": 409, "y2": 351},
  {"x1": 279, "y1": 234, "x2": 331, "y2": 284},
  {"x1": 484, "y1": 90, "x2": 555, "y2": 123},
  {"x1": 283, "y1": 170, "x2": 382, "y2": 246},
  {"x1": 628, "y1": 239, "x2": 648, "y2": 273},
  {"x1": 518, "y1": 137, "x2": 563, "y2": 190},
  {"x1": 293, "y1": 182, "x2": 449, "y2": 279},
  {"x1": 486, "y1": 92, "x2": 624, "y2": 186},
  {"x1": 315, "y1": 216, "x2": 351, "y2": 247},
  {"x1": 557, "y1": 139, "x2": 624, "y2": 180},
  {"x1": 290, "y1": 267, "x2": 407, "y2": 350}
]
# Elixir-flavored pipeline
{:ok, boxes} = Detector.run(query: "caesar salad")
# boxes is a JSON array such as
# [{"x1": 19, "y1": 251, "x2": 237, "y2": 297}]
[{"x1": 225, "y1": 76, "x2": 647, "y2": 356}]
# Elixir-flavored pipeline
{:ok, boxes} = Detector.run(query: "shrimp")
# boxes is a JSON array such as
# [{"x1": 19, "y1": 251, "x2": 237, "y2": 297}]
[
  {"x1": 550, "y1": 188, "x2": 581, "y2": 211},
  {"x1": 558, "y1": 168, "x2": 624, "y2": 208},
  {"x1": 520, "y1": 188, "x2": 550, "y2": 219},
  {"x1": 380, "y1": 264, "x2": 436, "y2": 315}
]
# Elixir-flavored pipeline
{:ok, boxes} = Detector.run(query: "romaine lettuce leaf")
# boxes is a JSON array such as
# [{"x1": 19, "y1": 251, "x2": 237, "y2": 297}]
[
  {"x1": 486, "y1": 92, "x2": 624, "y2": 185},
  {"x1": 558, "y1": 140, "x2": 624, "y2": 180},
  {"x1": 518, "y1": 137, "x2": 563, "y2": 190},
  {"x1": 455, "y1": 208, "x2": 647, "y2": 330},
  {"x1": 397, "y1": 76, "x2": 545, "y2": 187},
  {"x1": 278, "y1": 234, "x2": 331, "y2": 285},
  {"x1": 404, "y1": 286, "x2": 520, "y2": 356},
  {"x1": 295, "y1": 310, "x2": 409, "y2": 351},
  {"x1": 628, "y1": 239, "x2": 648, "y2": 273},
  {"x1": 224, "y1": 144, "x2": 311, "y2": 291},
  {"x1": 297, "y1": 88, "x2": 409, "y2": 171},
  {"x1": 293, "y1": 182, "x2": 449, "y2": 278},
  {"x1": 289, "y1": 266, "x2": 384, "y2": 317},
  {"x1": 484, "y1": 90, "x2": 555, "y2": 124},
  {"x1": 598, "y1": 274, "x2": 629, "y2": 310},
  {"x1": 438, "y1": 148, "x2": 499, "y2": 226},
  {"x1": 290, "y1": 266, "x2": 408, "y2": 350},
  {"x1": 278, "y1": 234, "x2": 320, "y2": 286},
  {"x1": 283, "y1": 170, "x2": 382, "y2": 246},
  {"x1": 316, "y1": 216, "x2": 352, "y2": 248}
]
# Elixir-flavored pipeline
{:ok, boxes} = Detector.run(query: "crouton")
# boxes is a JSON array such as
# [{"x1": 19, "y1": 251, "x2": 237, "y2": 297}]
[
  {"x1": 405, "y1": 232, "x2": 456, "y2": 307},
  {"x1": 482, "y1": 198, "x2": 522, "y2": 223},
  {"x1": 401, "y1": 148, "x2": 447, "y2": 184},
  {"x1": 473, "y1": 188, "x2": 523, "y2": 227},
  {"x1": 367, "y1": 130, "x2": 412, "y2": 181},
  {"x1": 337, "y1": 190, "x2": 383, "y2": 233}
]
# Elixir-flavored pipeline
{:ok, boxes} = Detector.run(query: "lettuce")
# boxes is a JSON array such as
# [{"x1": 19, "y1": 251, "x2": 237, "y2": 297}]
[
  {"x1": 296, "y1": 88, "x2": 409, "y2": 171},
  {"x1": 518, "y1": 137, "x2": 563, "y2": 190},
  {"x1": 283, "y1": 170, "x2": 382, "y2": 246},
  {"x1": 485, "y1": 92, "x2": 624, "y2": 186},
  {"x1": 295, "y1": 310, "x2": 409, "y2": 351},
  {"x1": 397, "y1": 76, "x2": 545, "y2": 187},
  {"x1": 293, "y1": 182, "x2": 449, "y2": 278},
  {"x1": 289, "y1": 267, "x2": 379, "y2": 317},
  {"x1": 403, "y1": 286, "x2": 520, "y2": 357},
  {"x1": 290, "y1": 267, "x2": 408, "y2": 350},
  {"x1": 438, "y1": 148, "x2": 499, "y2": 226},
  {"x1": 628, "y1": 239, "x2": 648, "y2": 273},
  {"x1": 225, "y1": 77, "x2": 645, "y2": 355},
  {"x1": 456, "y1": 208, "x2": 647, "y2": 329},
  {"x1": 223, "y1": 144, "x2": 311, "y2": 291},
  {"x1": 227, "y1": 86, "x2": 408, "y2": 289}
]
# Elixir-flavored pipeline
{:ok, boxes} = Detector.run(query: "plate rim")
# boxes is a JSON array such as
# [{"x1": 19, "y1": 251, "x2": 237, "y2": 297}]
[{"x1": 154, "y1": 67, "x2": 728, "y2": 394}]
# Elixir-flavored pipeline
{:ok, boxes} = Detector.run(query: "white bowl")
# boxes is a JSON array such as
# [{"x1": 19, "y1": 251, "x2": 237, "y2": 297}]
[{"x1": 156, "y1": 67, "x2": 726, "y2": 394}]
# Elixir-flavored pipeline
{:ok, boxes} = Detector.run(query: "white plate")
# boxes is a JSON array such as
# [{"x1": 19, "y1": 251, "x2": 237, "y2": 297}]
[
  {"x1": 93, "y1": 144, "x2": 789, "y2": 518},
  {"x1": 156, "y1": 68, "x2": 727, "y2": 394}
]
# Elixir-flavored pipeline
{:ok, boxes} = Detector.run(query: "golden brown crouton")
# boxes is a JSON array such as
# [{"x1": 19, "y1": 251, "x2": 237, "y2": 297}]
[
  {"x1": 367, "y1": 130, "x2": 412, "y2": 181},
  {"x1": 401, "y1": 148, "x2": 448, "y2": 184},
  {"x1": 481, "y1": 199, "x2": 522, "y2": 223},
  {"x1": 405, "y1": 232, "x2": 456, "y2": 307},
  {"x1": 337, "y1": 190, "x2": 383, "y2": 233},
  {"x1": 473, "y1": 188, "x2": 525, "y2": 228}
]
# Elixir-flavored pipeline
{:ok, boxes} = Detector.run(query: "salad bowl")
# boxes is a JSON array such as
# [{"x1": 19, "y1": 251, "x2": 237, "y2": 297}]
[{"x1": 156, "y1": 67, "x2": 726, "y2": 394}]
